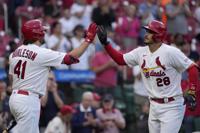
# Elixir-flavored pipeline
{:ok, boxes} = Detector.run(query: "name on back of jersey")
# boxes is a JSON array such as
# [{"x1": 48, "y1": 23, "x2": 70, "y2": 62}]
[{"x1": 12, "y1": 48, "x2": 37, "y2": 61}]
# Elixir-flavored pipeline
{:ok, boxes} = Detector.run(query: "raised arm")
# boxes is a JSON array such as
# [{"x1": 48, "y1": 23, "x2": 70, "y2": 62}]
[
  {"x1": 63, "y1": 23, "x2": 97, "y2": 65},
  {"x1": 97, "y1": 26, "x2": 126, "y2": 65}
]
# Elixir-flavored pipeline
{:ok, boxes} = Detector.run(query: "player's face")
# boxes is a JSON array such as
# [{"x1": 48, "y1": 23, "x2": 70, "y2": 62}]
[{"x1": 144, "y1": 32, "x2": 154, "y2": 45}]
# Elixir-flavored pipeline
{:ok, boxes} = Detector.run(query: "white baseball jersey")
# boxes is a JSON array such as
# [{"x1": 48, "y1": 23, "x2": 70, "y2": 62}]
[
  {"x1": 124, "y1": 44, "x2": 193, "y2": 98},
  {"x1": 9, "y1": 44, "x2": 66, "y2": 96}
]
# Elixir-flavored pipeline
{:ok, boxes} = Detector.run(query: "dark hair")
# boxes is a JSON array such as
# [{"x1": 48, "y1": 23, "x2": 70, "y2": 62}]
[
  {"x1": 73, "y1": 24, "x2": 84, "y2": 36},
  {"x1": 51, "y1": 21, "x2": 61, "y2": 33},
  {"x1": 23, "y1": 40, "x2": 36, "y2": 45},
  {"x1": 189, "y1": 51, "x2": 200, "y2": 62}
]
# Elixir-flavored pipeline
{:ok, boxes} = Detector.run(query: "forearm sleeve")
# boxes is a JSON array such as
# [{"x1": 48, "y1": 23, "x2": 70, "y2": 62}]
[
  {"x1": 104, "y1": 44, "x2": 126, "y2": 65},
  {"x1": 188, "y1": 64, "x2": 199, "y2": 90}
]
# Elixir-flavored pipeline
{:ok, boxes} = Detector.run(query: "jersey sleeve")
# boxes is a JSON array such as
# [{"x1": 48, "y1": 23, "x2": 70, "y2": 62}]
[
  {"x1": 169, "y1": 47, "x2": 193, "y2": 73},
  {"x1": 37, "y1": 48, "x2": 66, "y2": 67},
  {"x1": 123, "y1": 47, "x2": 140, "y2": 67}
]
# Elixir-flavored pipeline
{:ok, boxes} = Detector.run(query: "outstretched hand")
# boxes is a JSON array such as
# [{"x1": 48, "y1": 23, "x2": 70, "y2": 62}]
[
  {"x1": 85, "y1": 22, "x2": 97, "y2": 43},
  {"x1": 97, "y1": 25, "x2": 109, "y2": 46}
]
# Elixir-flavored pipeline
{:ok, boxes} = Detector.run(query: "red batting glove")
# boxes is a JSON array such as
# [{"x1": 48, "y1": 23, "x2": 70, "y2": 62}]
[
  {"x1": 85, "y1": 22, "x2": 97, "y2": 43},
  {"x1": 64, "y1": 54, "x2": 79, "y2": 65}
]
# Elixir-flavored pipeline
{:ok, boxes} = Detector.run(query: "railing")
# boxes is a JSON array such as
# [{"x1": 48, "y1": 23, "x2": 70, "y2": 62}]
[
  {"x1": 0, "y1": 69, "x2": 96, "y2": 83},
  {"x1": 3, "y1": 3, "x2": 8, "y2": 33}
]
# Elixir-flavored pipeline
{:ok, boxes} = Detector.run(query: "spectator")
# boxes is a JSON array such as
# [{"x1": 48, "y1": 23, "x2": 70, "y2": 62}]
[
  {"x1": 136, "y1": 100, "x2": 149, "y2": 133},
  {"x1": 138, "y1": 0, "x2": 161, "y2": 24},
  {"x1": 0, "y1": 80, "x2": 13, "y2": 132},
  {"x1": 47, "y1": 21, "x2": 71, "y2": 69},
  {"x1": 43, "y1": 0, "x2": 60, "y2": 18},
  {"x1": 71, "y1": 91, "x2": 97, "y2": 133},
  {"x1": 70, "y1": 0, "x2": 93, "y2": 29},
  {"x1": 117, "y1": 4, "x2": 141, "y2": 50},
  {"x1": 166, "y1": 0, "x2": 191, "y2": 35},
  {"x1": 47, "y1": 21, "x2": 71, "y2": 52},
  {"x1": 138, "y1": 0, "x2": 161, "y2": 40},
  {"x1": 91, "y1": 0, "x2": 115, "y2": 28},
  {"x1": 90, "y1": 44, "x2": 119, "y2": 96},
  {"x1": 70, "y1": 0, "x2": 91, "y2": 29},
  {"x1": 181, "y1": 51, "x2": 200, "y2": 133},
  {"x1": 172, "y1": 34, "x2": 185, "y2": 48},
  {"x1": 132, "y1": 66, "x2": 148, "y2": 108},
  {"x1": 70, "y1": 25, "x2": 95, "y2": 70},
  {"x1": 4, "y1": 40, "x2": 18, "y2": 84},
  {"x1": 44, "y1": 105, "x2": 75, "y2": 133},
  {"x1": 92, "y1": 92, "x2": 101, "y2": 109},
  {"x1": 40, "y1": 71, "x2": 65, "y2": 130},
  {"x1": 96, "y1": 94, "x2": 126, "y2": 133},
  {"x1": 59, "y1": 9, "x2": 77, "y2": 36},
  {"x1": 194, "y1": 1, "x2": 200, "y2": 34}
]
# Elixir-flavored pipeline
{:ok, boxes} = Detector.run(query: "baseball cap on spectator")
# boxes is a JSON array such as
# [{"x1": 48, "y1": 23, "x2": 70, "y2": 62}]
[
  {"x1": 93, "y1": 93, "x2": 101, "y2": 101},
  {"x1": 103, "y1": 94, "x2": 114, "y2": 102},
  {"x1": 60, "y1": 105, "x2": 75, "y2": 115}
]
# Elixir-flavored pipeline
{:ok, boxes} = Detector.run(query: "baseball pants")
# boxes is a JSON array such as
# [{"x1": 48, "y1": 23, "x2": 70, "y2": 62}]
[
  {"x1": 9, "y1": 91, "x2": 40, "y2": 133},
  {"x1": 148, "y1": 97, "x2": 186, "y2": 133}
]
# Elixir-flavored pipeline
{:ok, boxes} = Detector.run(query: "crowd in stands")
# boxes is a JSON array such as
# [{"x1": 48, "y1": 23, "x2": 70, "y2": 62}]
[{"x1": 0, "y1": 0, "x2": 200, "y2": 132}]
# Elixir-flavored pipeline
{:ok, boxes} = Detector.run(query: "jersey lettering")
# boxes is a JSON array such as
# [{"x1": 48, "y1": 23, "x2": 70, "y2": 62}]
[
  {"x1": 14, "y1": 60, "x2": 27, "y2": 79},
  {"x1": 12, "y1": 49, "x2": 37, "y2": 61}
]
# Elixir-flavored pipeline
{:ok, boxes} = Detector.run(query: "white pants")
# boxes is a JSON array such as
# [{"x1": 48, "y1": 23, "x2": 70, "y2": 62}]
[
  {"x1": 9, "y1": 91, "x2": 41, "y2": 133},
  {"x1": 148, "y1": 97, "x2": 186, "y2": 133}
]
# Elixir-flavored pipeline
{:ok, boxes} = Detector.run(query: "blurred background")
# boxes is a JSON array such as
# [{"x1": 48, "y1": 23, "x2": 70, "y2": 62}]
[{"x1": 0, "y1": 0, "x2": 199, "y2": 133}]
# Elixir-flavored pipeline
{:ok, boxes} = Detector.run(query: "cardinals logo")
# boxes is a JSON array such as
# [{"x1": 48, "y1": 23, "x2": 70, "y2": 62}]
[
  {"x1": 141, "y1": 59, "x2": 150, "y2": 78},
  {"x1": 141, "y1": 56, "x2": 166, "y2": 78},
  {"x1": 155, "y1": 57, "x2": 166, "y2": 70}
]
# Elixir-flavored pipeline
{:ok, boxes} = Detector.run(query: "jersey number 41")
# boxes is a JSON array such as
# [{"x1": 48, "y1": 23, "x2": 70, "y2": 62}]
[{"x1": 14, "y1": 60, "x2": 27, "y2": 79}]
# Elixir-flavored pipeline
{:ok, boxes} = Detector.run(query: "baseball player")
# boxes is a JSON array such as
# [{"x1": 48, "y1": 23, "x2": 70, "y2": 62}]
[
  {"x1": 8, "y1": 19, "x2": 97, "y2": 133},
  {"x1": 97, "y1": 20, "x2": 199, "y2": 133}
]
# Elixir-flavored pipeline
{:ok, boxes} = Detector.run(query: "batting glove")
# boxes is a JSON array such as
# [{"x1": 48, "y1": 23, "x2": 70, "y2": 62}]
[
  {"x1": 97, "y1": 25, "x2": 109, "y2": 46},
  {"x1": 184, "y1": 89, "x2": 196, "y2": 111},
  {"x1": 85, "y1": 22, "x2": 97, "y2": 43}
]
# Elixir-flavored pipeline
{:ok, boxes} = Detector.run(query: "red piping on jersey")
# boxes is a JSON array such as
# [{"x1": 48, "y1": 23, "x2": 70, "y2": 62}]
[
  {"x1": 188, "y1": 64, "x2": 199, "y2": 91},
  {"x1": 104, "y1": 44, "x2": 126, "y2": 65},
  {"x1": 63, "y1": 54, "x2": 79, "y2": 65}
]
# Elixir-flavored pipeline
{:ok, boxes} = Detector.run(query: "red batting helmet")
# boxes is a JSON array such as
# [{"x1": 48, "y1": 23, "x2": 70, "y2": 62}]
[
  {"x1": 143, "y1": 20, "x2": 166, "y2": 42},
  {"x1": 21, "y1": 19, "x2": 46, "y2": 42}
]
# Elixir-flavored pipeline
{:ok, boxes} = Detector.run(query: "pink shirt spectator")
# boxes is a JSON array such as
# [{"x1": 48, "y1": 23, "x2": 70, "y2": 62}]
[
  {"x1": 118, "y1": 16, "x2": 140, "y2": 38},
  {"x1": 91, "y1": 51, "x2": 117, "y2": 88},
  {"x1": 96, "y1": 108, "x2": 125, "y2": 133}
]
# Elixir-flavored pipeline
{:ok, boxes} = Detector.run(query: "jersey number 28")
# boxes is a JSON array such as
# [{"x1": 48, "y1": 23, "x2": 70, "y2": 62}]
[
  {"x1": 156, "y1": 77, "x2": 170, "y2": 87},
  {"x1": 14, "y1": 60, "x2": 27, "y2": 79}
]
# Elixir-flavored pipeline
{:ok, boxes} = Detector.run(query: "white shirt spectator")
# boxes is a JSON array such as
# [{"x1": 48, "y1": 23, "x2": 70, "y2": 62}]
[
  {"x1": 59, "y1": 17, "x2": 77, "y2": 35},
  {"x1": 194, "y1": 6, "x2": 200, "y2": 34},
  {"x1": 70, "y1": 2, "x2": 94, "y2": 29},
  {"x1": 44, "y1": 116, "x2": 69, "y2": 133},
  {"x1": 133, "y1": 66, "x2": 148, "y2": 97},
  {"x1": 70, "y1": 37, "x2": 95, "y2": 70},
  {"x1": 81, "y1": 5, "x2": 93, "y2": 28},
  {"x1": 47, "y1": 35, "x2": 71, "y2": 53},
  {"x1": 47, "y1": 35, "x2": 71, "y2": 69}
]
